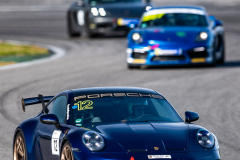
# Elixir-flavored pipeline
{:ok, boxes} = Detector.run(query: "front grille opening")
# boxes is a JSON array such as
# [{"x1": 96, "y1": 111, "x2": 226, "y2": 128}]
[
  {"x1": 187, "y1": 50, "x2": 208, "y2": 58},
  {"x1": 132, "y1": 52, "x2": 148, "y2": 59},
  {"x1": 151, "y1": 55, "x2": 186, "y2": 61},
  {"x1": 97, "y1": 23, "x2": 112, "y2": 28}
]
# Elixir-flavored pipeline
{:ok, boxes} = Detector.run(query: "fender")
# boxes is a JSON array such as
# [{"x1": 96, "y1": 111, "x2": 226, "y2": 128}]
[{"x1": 13, "y1": 117, "x2": 41, "y2": 160}]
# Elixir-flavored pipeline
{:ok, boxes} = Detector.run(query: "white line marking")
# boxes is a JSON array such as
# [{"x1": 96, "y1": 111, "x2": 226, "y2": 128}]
[{"x1": 0, "y1": 40, "x2": 66, "y2": 70}]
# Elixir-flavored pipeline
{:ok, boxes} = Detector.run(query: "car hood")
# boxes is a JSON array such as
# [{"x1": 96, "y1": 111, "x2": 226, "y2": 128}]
[
  {"x1": 97, "y1": 122, "x2": 189, "y2": 152},
  {"x1": 93, "y1": 2, "x2": 147, "y2": 18},
  {"x1": 139, "y1": 27, "x2": 209, "y2": 45}
]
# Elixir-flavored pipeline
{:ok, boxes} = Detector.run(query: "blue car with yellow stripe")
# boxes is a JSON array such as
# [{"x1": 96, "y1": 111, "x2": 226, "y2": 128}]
[{"x1": 127, "y1": 6, "x2": 225, "y2": 68}]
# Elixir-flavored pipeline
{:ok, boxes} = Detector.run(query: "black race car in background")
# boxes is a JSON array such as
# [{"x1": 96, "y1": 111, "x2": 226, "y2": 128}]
[{"x1": 67, "y1": 0, "x2": 152, "y2": 37}]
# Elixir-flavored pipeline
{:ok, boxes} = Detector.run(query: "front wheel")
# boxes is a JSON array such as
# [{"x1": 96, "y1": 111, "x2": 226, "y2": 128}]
[
  {"x1": 13, "y1": 132, "x2": 27, "y2": 160},
  {"x1": 217, "y1": 45, "x2": 225, "y2": 64},
  {"x1": 86, "y1": 31, "x2": 98, "y2": 38},
  {"x1": 127, "y1": 64, "x2": 139, "y2": 69},
  {"x1": 67, "y1": 16, "x2": 81, "y2": 38},
  {"x1": 61, "y1": 141, "x2": 74, "y2": 160}
]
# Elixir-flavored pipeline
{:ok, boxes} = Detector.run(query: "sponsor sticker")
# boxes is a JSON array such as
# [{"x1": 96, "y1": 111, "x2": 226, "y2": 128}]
[
  {"x1": 132, "y1": 59, "x2": 146, "y2": 64},
  {"x1": 72, "y1": 105, "x2": 78, "y2": 109},
  {"x1": 51, "y1": 130, "x2": 61, "y2": 155},
  {"x1": 75, "y1": 119, "x2": 82, "y2": 123},
  {"x1": 148, "y1": 155, "x2": 171, "y2": 159},
  {"x1": 66, "y1": 104, "x2": 70, "y2": 120},
  {"x1": 118, "y1": 18, "x2": 139, "y2": 26},
  {"x1": 154, "y1": 48, "x2": 181, "y2": 56},
  {"x1": 191, "y1": 58, "x2": 206, "y2": 63},
  {"x1": 176, "y1": 31, "x2": 186, "y2": 37}
]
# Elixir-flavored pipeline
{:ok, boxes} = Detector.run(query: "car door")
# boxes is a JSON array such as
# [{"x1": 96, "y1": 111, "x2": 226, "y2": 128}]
[
  {"x1": 76, "y1": 0, "x2": 88, "y2": 32},
  {"x1": 38, "y1": 95, "x2": 68, "y2": 160}
]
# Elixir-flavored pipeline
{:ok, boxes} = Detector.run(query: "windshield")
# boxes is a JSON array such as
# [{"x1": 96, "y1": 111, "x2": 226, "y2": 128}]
[
  {"x1": 70, "y1": 96, "x2": 182, "y2": 126},
  {"x1": 140, "y1": 13, "x2": 208, "y2": 28},
  {"x1": 89, "y1": 0, "x2": 142, "y2": 5}
]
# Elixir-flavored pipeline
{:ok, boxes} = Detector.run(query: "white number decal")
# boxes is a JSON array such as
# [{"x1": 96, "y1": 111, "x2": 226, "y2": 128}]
[
  {"x1": 77, "y1": 10, "x2": 85, "y2": 26},
  {"x1": 51, "y1": 130, "x2": 61, "y2": 155}
]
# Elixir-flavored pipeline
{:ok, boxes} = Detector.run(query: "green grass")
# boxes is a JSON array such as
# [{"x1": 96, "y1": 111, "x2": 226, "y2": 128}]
[
  {"x1": 0, "y1": 42, "x2": 48, "y2": 57},
  {"x1": 0, "y1": 42, "x2": 51, "y2": 66}
]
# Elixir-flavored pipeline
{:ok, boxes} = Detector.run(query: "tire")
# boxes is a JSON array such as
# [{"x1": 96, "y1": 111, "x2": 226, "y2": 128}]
[
  {"x1": 67, "y1": 16, "x2": 81, "y2": 38},
  {"x1": 127, "y1": 64, "x2": 139, "y2": 69},
  {"x1": 13, "y1": 132, "x2": 27, "y2": 160},
  {"x1": 86, "y1": 32, "x2": 98, "y2": 38},
  {"x1": 208, "y1": 37, "x2": 219, "y2": 67},
  {"x1": 209, "y1": 54, "x2": 216, "y2": 67},
  {"x1": 61, "y1": 141, "x2": 74, "y2": 160},
  {"x1": 217, "y1": 43, "x2": 225, "y2": 64}
]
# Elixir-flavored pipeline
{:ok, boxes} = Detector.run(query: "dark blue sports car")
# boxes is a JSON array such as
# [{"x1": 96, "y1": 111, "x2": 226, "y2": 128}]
[
  {"x1": 126, "y1": 6, "x2": 225, "y2": 68},
  {"x1": 13, "y1": 87, "x2": 220, "y2": 160}
]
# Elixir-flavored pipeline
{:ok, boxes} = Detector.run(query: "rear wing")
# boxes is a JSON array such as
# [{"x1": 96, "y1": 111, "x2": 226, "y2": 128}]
[{"x1": 21, "y1": 94, "x2": 54, "y2": 112}]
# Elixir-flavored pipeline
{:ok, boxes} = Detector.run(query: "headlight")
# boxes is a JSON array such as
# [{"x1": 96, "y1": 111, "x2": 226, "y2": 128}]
[
  {"x1": 132, "y1": 33, "x2": 142, "y2": 43},
  {"x1": 91, "y1": 8, "x2": 106, "y2": 16},
  {"x1": 99, "y1": 8, "x2": 106, "y2": 16},
  {"x1": 82, "y1": 131, "x2": 105, "y2": 151},
  {"x1": 200, "y1": 32, "x2": 208, "y2": 40},
  {"x1": 196, "y1": 32, "x2": 208, "y2": 42},
  {"x1": 197, "y1": 129, "x2": 215, "y2": 149},
  {"x1": 91, "y1": 7, "x2": 98, "y2": 16}
]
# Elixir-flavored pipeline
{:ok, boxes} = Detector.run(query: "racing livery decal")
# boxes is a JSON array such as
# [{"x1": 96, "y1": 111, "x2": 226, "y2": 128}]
[
  {"x1": 66, "y1": 104, "x2": 70, "y2": 120},
  {"x1": 74, "y1": 93, "x2": 163, "y2": 101},
  {"x1": 148, "y1": 155, "x2": 171, "y2": 159},
  {"x1": 74, "y1": 100, "x2": 93, "y2": 111},
  {"x1": 51, "y1": 130, "x2": 61, "y2": 155}
]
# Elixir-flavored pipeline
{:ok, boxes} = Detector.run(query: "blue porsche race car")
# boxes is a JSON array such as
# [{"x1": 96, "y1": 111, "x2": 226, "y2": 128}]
[
  {"x1": 126, "y1": 6, "x2": 225, "y2": 68},
  {"x1": 13, "y1": 87, "x2": 220, "y2": 160}
]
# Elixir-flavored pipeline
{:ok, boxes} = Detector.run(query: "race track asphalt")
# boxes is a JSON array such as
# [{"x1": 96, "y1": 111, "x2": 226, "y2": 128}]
[{"x1": 0, "y1": 0, "x2": 240, "y2": 159}]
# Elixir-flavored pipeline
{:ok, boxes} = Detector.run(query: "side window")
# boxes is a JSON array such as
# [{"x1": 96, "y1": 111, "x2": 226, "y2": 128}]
[
  {"x1": 47, "y1": 100, "x2": 54, "y2": 113},
  {"x1": 47, "y1": 96, "x2": 68, "y2": 123}
]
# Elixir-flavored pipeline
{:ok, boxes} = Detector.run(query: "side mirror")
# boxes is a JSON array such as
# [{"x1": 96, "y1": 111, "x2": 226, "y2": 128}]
[
  {"x1": 208, "y1": 15, "x2": 216, "y2": 21},
  {"x1": 40, "y1": 114, "x2": 60, "y2": 129},
  {"x1": 77, "y1": 0, "x2": 84, "y2": 7},
  {"x1": 208, "y1": 15, "x2": 222, "y2": 28},
  {"x1": 215, "y1": 20, "x2": 223, "y2": 27},
  {"x1": 146, "y1": 0, "x2": 151, "y2": 3},
  {"x1": 185, "y1": 111, "x2": 199, "y2": 123},
  {"x1": 208, "y1": 15, "x2": 215, "y2": 28},
  {"x1": 127, "y1": 21, "x2": 139, "y2": 29}
]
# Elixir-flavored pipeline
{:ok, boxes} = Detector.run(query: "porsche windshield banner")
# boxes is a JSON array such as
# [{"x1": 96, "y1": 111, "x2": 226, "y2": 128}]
[{"x1": 74, "y1": 93, "x2": 164, "y2": 101}]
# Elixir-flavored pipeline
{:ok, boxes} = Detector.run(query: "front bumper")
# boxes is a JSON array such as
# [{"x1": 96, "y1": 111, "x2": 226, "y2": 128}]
[
  {"x1": 73, "y1": 150, "x2": 220, "y2": 160},
  {"x1": 126, "y1": 46, "x2": 214, "y2": 66},
  {"x1": 88, "y1": 17, "x2": 138, "y2": 34}
]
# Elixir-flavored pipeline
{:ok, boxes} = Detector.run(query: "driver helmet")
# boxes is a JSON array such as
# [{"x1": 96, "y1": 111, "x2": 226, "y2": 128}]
[
  {"x1": 132, "y1": 105, "x2": 146, "y2": 117},
  {"x1": 127, "y1": 98, "x2": 148, "y2": 115}
]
